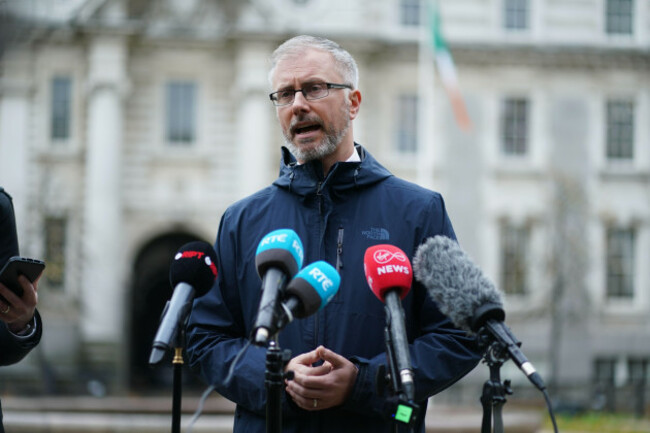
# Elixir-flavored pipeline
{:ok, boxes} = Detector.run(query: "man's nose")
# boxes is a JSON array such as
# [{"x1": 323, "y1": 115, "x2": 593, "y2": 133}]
[{"x1": 291, "y1": 90, "x2": 310, "y2": 113}]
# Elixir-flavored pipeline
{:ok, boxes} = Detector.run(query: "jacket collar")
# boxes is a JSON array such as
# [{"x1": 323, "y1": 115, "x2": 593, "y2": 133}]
[{"x1": 273, "y1": 144, "x2": 392, "y2": 197}]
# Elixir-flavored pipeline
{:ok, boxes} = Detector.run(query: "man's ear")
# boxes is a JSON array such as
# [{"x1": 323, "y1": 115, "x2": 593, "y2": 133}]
[{"x1": 348, "y1": 89, "x2": 361, "y2": 120}]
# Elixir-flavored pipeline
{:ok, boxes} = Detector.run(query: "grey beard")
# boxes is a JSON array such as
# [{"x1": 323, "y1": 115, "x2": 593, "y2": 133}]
[{"x1": 284, "y1": 112, "x2": 351, "y2": 163}]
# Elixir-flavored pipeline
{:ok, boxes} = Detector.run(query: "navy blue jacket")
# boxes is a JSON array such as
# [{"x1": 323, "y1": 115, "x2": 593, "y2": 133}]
[{"x1": 186, "y1": 145, "x2": 481, "y2": 432}]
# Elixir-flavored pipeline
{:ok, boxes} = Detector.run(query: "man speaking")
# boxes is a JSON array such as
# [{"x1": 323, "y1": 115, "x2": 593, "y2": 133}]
[{"x1": 186, "y1": 35, "x2": 482, "y2": 432}]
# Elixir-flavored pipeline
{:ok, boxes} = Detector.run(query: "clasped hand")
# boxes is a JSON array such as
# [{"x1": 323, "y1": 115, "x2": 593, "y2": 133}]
[{"x1": 284, "y1": 345, "x2": 358, "y2": 411}]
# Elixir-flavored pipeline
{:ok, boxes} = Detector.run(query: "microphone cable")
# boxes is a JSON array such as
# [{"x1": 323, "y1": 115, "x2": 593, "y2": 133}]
[
  {"x1": 542, "y1": 388, "x2": 559, "y2": 433},
  {"x1": 185, "y1": 339, "x2": 252, "y2": 433},
  {"x1": 224, "y1": 339, "x2": 252, "y2": 386},
  {"x1": 186, "y1": 383, "x2": 215, "y2": 433}
]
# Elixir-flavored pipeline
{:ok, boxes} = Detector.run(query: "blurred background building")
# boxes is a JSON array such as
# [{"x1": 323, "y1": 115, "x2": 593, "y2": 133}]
[{"x1": 0, "y1": 0, "x2": 648, "y2": 415}]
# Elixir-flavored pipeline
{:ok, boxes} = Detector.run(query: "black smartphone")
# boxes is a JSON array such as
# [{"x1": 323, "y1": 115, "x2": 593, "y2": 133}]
[{"x1": 0, "y1": 256, "x2": 46, "y2": 299}]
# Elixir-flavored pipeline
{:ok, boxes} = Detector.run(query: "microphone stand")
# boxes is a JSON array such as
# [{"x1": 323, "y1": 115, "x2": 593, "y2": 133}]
[
  {"x1": 265, "y1": 336, "x2": 293, "y2": 433},
  {"x1": 478, "y1": 329, "x2": 513, "y2": 433},
  {"x1": 382, "y1": 314, "x2": 420, "y2": 430},
  {"x1": 148, "y1": 305, "x2": 189, "y2": 433},
  {"x1": 171, "y1": 326, "x2": 187, "y2": 433}
]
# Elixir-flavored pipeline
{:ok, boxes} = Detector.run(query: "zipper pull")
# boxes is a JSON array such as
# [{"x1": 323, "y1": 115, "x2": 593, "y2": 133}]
[
  {"x1": 336, "y1": 227, "x2": 344, "y2": 272},
  {"x1": 317, "y1": 181, "x2": 323, "y2": 214}
]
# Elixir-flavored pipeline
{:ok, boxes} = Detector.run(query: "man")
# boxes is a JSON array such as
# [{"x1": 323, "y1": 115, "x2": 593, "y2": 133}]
[
  {"x1": 0, "y1": 187, "x2": 43, "y2": 433},
  {"x1": 186, "y1": 35, "x2": 481, "y2": 432}
]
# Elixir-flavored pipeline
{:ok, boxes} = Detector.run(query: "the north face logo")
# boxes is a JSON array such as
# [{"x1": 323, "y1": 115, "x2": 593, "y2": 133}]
[{"x1": 362, "y1": 227, "x2": 390, "y2": 240}]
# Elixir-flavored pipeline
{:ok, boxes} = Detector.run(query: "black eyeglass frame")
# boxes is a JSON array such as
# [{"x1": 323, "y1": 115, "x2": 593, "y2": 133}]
[{"x1": 269, "y1": 82, "x2": 353, "y2": 106}]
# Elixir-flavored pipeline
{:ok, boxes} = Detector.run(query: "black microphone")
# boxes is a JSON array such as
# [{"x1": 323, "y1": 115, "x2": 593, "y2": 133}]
[
  {"x1": 149, "y1": 241, "x2": 218, "y2": 365},
  {"x1": 252, "y1": 229, "x2": 304, "y2": 346},
  {"x1": 412, "y1": 235, "x2": 546, "y2": 391}
]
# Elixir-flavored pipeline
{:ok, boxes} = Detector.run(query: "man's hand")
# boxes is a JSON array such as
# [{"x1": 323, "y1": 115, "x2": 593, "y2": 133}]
[
  {"x1": 0, "y1": 274, "x2": 39, "y2": 334},
  {"x1": 285, "y1": 345, "x2": 358, "y2": 411}
]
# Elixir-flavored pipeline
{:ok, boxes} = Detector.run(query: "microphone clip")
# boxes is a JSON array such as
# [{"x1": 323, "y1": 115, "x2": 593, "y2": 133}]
[{"x1": 378, "y1": 325, "x2": 421, "y2": 428}]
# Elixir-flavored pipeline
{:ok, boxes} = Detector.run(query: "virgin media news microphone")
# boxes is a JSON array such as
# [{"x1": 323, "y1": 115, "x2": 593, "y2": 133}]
[
  {"x1": 277, "y1": 261, "x2": 341, "y2": 330},
  {"x1": 252, "y1": 229, "x2": 304, "y2": 346},
  {"x1": 412, "y1": 235, "x2": 546, "y2": 391},
  {"x1": 149, "y1": 241, "x2": 218, "y2": 365},
  {"x1": 364, "y1": 244, "x2": 415, "y2": 401}
]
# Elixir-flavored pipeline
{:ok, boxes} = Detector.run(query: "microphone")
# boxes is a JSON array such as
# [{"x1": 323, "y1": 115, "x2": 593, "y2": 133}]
[
  {"x1": 149, "y1": 241, "x2": 218, "y2": 365},
  {"x1": 252, "y1": 228, "x2": 304, "y2": 346},
  {"x1": 363, "y1": 244, "x2": 415, "y2": 401},
  {"x1": 412, "y1": 235, "x2": 546, "y2": 391},
  {"x1": 277, "y1": 260, "x2": 341, "y2": 330}
]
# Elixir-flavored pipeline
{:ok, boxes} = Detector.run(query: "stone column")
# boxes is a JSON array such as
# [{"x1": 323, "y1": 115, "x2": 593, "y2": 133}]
[
  {"x1": 81, "y1": 35, "x2": 129, "y2": 388},
  {"x1": 0, "y1": 51, "x2": 32, "y2": 238},
  {"x1": 235, "y1": 41, "x2": 274, "y2": 196}
]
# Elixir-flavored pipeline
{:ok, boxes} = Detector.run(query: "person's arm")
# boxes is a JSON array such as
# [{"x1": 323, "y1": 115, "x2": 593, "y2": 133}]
[
  {"x1": 342, "y1": 295, "x2": 481, "y2": 416},
  {"x1": 0, "y1": 309, "x2": 43, "y2": 366},
  {"x1": 185, "y1": 214, "x2": 271, "y2": 416},
  {"x1": 0, "y1": 188, "x2": 20, "y2": 264},
  {"x1": 186, "y1": 284, "x2": 269, "y2": 414},
  {"x1": 0, "y1": 188, "x2": 43, "y2": 365}
]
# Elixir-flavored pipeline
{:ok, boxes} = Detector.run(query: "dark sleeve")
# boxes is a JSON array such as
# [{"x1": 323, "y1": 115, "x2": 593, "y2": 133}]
[
  {"x1": 0, "y1": 187, "x2": 20, "y2": 266},
  {"x1": 0, "y1": 309, "x2": 43, "y2": 366},
  {"x1": 185, "y1": 212, "x2": 269, "y2": 415}
]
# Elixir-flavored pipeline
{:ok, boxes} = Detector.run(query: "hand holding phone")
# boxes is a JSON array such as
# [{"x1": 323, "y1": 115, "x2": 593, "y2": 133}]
[
  {"x1": 0, "y1": 257, "x2": 44, "y2": 332},
  {"x1": 0, "y1": 256, "x2": 45, "y2": 301}
]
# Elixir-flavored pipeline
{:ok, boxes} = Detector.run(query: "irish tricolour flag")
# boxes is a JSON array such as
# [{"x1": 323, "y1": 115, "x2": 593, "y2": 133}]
[{"x1": 428, "y1": 1, "x2": 472, "y2": 131}]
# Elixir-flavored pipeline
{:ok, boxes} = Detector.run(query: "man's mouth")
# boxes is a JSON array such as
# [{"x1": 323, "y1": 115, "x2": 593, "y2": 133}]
[{"x1": 292, "y1": 121, "x2": 322, "y2": 137}]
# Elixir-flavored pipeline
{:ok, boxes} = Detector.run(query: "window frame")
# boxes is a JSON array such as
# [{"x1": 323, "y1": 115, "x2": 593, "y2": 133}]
[
  {"x1": 605, "y1": 226, "x2": 635, "y2": 299},
  {"x1": 43, "y1": 215, "x2": 67, "y2": 290},
  {"x1": 500, "y1": 221, "x2": 530, "y2": 296},
  {"x1": 165, "y1": 80, "x2": 197, "y2": 146},
  {"x1": 605, "y1": 0, "x2": 634, "y2": 35},
  {"x1": 500, "y1": 97, "x2": 529, "y2": 157},
  {"x1": 395, "y1": 93, "x2": 419, "y2": 155},
  {"x1": 399, "y1": 0, "x2": 421, "y2": 27},
  {"x1": 50, "y1": 75, "x2": 73, "y2": 142},
  {"x1": 503, "y1": 0, "x2": 530, "y2": 31},
  {"x1": 605, "y1": 99, "x2": 635, "y2": 161}
]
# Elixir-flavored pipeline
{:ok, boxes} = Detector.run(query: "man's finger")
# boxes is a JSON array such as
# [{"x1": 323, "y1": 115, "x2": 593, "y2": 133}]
[{"x1": 316, "y1": 346, "x2": 347, "y2": 368}]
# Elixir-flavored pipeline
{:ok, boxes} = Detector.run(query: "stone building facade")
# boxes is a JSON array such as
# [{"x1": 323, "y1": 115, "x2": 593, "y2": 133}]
[{"x1": 0, "y1": 0, "x2": 648, "y2": 411}]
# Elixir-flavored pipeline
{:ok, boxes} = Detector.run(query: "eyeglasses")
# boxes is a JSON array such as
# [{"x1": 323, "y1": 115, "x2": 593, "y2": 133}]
[{"x1": 269, "y1": 82, "x2": 352, "y2": 106}]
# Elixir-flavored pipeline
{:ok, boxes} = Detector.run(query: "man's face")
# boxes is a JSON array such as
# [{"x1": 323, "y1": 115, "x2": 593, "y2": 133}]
[{"x1": 271, "y1": 48, "x2": 357, "y2": 163}]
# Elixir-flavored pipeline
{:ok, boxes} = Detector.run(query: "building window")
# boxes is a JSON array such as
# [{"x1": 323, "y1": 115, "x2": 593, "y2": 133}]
[
  {"x1": 606, "y1": 227, "x2": 635, "y2": 298},
  {"x1": 606, "y1": 0, "x2": 634, "y2": 35},
  {"x1": 606, "y1": 100, "x2": 634, "y2": 160},
  {"x1": 501, "y1": 98, "x2": 528, "y2": 156},
  {"x1": 44, "y1": 216, "x2": 66, "y2": 288},
  {"x1": 503, "y1": 0, "x2": 529, "y2": 30},
  {"x1": 628, "y1": 358, "x2": 648, "y2": 384},
  {"x1": 396, "y1": 94, "x2": 418, "y2": 154},
  {"x1": 500, "y1": 222, "x2": 529, "y2": 295},
  {"x1": 594, "y1": 357, "x2": 617, "y2": 411},
  {"x1": 51, "y1": 76, "x2": 72, "y2": 140},
  {"x1": 165, "y1": 81, "x2": 196, "y2": 145},
  {"x1": 400, "y1": 0, "x2": 420, "y2": 26},
  {"x1": 595, "y1": 358, "x2": 617, "y2": 385}
]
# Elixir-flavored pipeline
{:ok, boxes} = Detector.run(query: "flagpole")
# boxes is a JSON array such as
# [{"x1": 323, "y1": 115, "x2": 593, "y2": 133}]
[{"x1": 417, "y1": 0, "x2": 436, "y2": 189}]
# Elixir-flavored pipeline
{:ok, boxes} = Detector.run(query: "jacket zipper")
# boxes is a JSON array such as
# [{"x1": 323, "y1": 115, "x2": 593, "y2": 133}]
[
  {"x1": 315, "y1": 181, "x2": 323, "y2": 347},
  {"x1": 336, "y1": 227, "x2": 344, "y2": 272},
  {"x1": 316, "y1": 181, "x2": 323, "y2": 215}
]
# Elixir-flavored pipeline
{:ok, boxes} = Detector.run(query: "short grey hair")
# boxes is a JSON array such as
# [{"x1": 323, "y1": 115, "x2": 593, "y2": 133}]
[{"x1": 268, "y1": 35, "x2": 359, "y2": 89}]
